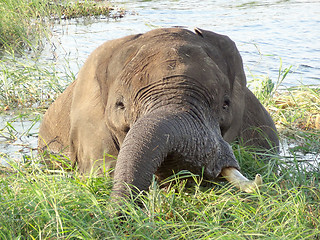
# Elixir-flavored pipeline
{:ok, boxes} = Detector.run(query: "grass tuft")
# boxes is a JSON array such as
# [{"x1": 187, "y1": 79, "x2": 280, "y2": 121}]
[{"x1": 249, "y1": 61, "x2": 320, "y2": 156}]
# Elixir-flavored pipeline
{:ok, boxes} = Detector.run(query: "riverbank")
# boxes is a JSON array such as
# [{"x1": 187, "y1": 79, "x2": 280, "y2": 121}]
[
  {"x1": 0, "y1": 140, "x2": 319, "y2": 238},
  {"x1": 0, "y1": 0, "x2": 122, "y2": 51}
]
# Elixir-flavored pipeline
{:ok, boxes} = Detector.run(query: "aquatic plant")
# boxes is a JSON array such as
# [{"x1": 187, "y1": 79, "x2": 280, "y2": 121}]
[
  {"x1": 248, "y1": 64, "x2": 320, "y2": 156},
  {"x1": 0, "y1": 53, "x2": 73, "y2": 110}
]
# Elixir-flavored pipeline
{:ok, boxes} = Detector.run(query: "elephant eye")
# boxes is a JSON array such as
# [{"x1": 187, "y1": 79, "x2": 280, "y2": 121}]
[
  {"x1": 223, "y1": 99, "x2": 230, "y2": 110},
  {"x1": 123, "y1": 126, "x2": 130, "y2": 133},
  {"x1": 115, "y1": 100, "x2": 125, "y2": 110}
]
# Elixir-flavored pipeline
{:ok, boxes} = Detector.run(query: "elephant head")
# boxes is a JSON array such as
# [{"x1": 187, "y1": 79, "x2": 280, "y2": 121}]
[{"x1": 38, "y1": 28, "x2": 278, "y2": 199}]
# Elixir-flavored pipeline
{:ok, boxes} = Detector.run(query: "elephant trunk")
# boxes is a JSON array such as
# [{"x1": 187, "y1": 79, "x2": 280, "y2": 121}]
[
  {"x1": 111, "y1": 110, "x2": 176, "y2": 199},
  {"x1": 111, "y1": 108, "x2": 261, "y2": 200}
]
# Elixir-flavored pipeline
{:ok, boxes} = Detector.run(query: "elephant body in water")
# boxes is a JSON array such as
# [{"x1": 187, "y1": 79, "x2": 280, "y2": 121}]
[{"x1": 38, "y1": 28, "x2": 278, "y2": 198}]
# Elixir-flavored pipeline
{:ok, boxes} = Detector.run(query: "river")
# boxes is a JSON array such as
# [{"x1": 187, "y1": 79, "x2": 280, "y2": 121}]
[
  {"x1": 44, "y1": 0, "x2": 320, "y2": 86},
  {"x1": 1, "y1": 0, "x2": 319, "y2": 163}
]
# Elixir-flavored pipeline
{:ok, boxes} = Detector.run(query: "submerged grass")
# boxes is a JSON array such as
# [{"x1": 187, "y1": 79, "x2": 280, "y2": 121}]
[{"x1": 0, "y1": 52, "x2": 73, "y2": 110}]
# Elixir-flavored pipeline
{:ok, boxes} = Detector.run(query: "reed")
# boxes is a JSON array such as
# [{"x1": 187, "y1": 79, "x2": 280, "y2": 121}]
[{"x1": 0, "y1": 53, "x2": 73, "y2": 110}]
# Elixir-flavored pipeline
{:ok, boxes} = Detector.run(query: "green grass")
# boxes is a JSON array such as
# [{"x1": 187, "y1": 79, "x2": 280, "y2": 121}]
[
  {"x1": 249, "y1": 62, "x2": 320, "y2": 155},
  {"x1": 0, "y1": 0, "x2": 118, "y2": 51},
  {"x1": 0, "y1": 0, "x2": 123, "y2": 110},
  {"x1": 0, "y1": 53, "x2": 74, "y2": 110},
  {"x1": 0, "y1": 151, "x2": 319, "y2": 239}
]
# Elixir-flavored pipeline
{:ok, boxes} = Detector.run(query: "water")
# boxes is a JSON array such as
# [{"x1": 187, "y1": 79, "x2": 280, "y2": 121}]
[
  {"x1": 45, "y1": 0, "x2": 320, "y2": 86},
  {"x1": 0, "y1": 112, "x2": 40, "y2": 165},
  {"x1": 1, "y1": 0, "x2": 320, "y2": 162}
]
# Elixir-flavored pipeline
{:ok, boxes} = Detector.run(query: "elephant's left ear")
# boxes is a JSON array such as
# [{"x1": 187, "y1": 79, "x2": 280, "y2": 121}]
[
  {"x1": 193, "y1": 28, "x2": 247, "y2": 90},
  {"x1": 194, "y1": 28, "x2": 247, "y2": 143}
]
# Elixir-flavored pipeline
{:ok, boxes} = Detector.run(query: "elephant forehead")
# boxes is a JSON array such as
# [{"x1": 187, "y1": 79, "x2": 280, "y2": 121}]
[
  {"x1": 109, "y1": 29, "x2": 222, "y2": 67},
  {"x1": 112, "y1": 41, "x2": 229, "y2": 88}
]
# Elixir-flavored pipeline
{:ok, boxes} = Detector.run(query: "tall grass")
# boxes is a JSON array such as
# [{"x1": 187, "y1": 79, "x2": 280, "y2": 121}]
[
  {"x1": 249, "y1": 61, "x2": 320, "y2": 155},
  {"x1": 0, "y1": 53, "x2": 74, "y2": 110},
  {"x1": 1, "y1": 153, "x2": 319, "y2": 239},
  {"x1": 0, "y1": 0, "x2": 61, "y2": 50},
  {"x1": 0, "y1": 0, "x2": 121, "y2": 110},
  {"x1": 0, "y1": 0, "x2": 115, "y2": 51}
]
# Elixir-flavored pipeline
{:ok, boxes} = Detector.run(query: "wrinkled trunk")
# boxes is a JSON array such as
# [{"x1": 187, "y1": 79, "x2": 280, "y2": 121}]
[{"x1": 111, "y1": 108, "x2": 240, "y2": 199}]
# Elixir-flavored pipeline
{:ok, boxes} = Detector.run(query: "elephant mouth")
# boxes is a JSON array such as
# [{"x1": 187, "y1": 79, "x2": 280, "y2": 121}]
[{"x1": 155, "y1": 129, "x2": 263, "y2": 193}]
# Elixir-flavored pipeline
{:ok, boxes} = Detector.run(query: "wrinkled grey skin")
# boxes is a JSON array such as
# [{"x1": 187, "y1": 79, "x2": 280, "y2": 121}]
[{"x1": 38, "y1": 28, "x2": 278, "y2": 198}]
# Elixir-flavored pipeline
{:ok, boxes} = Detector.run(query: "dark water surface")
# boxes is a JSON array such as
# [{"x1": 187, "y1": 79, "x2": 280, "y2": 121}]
[{"x1": 1, "y1": 0, "x2": 319, "y2": 162}]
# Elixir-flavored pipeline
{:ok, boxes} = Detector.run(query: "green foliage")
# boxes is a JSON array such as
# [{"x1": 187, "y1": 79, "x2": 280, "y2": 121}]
[
  {"x1": 0, "y1": 152, "x2": 319, "y2": 239},
  {"x1": 0, "y1": 112, "x2": 40, "y2": 144},
  {"x1": 59, "y1": 1, "x2": 115, "y2": 19},
  {"x1": 0, "y1": 0, "x2": 115, "y2": 51},
  {"x1": 0, "y1": 52, "x2": 75, "y2": 109},
  {"x1": 0, "y1": 0, "x2": 54, "y2": 50},
  {"x1": 249, "y1": 58, "x2": 292, "y2": 105},
  {"x1": 248, "y1": 60, "x2": 320, "y2": 156}
]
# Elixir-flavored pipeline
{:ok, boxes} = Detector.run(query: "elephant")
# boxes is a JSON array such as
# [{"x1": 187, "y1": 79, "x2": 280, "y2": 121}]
[{"x1": 38, "y1": 28, "x2": 279, "y2": 199}]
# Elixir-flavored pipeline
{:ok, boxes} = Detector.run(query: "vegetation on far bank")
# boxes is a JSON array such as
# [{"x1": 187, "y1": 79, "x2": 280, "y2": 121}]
[
  {"x1": 0, "y1": 1, "x2": 319, "y2": 239},
  {"x1": 0, "y1": 0, "x2": 122, "y2": 51}
]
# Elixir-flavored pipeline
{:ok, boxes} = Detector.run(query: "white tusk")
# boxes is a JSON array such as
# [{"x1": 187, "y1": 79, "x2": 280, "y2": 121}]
[{"x1": 221, "y1": 167, "x2": 263, "y2": 193}]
